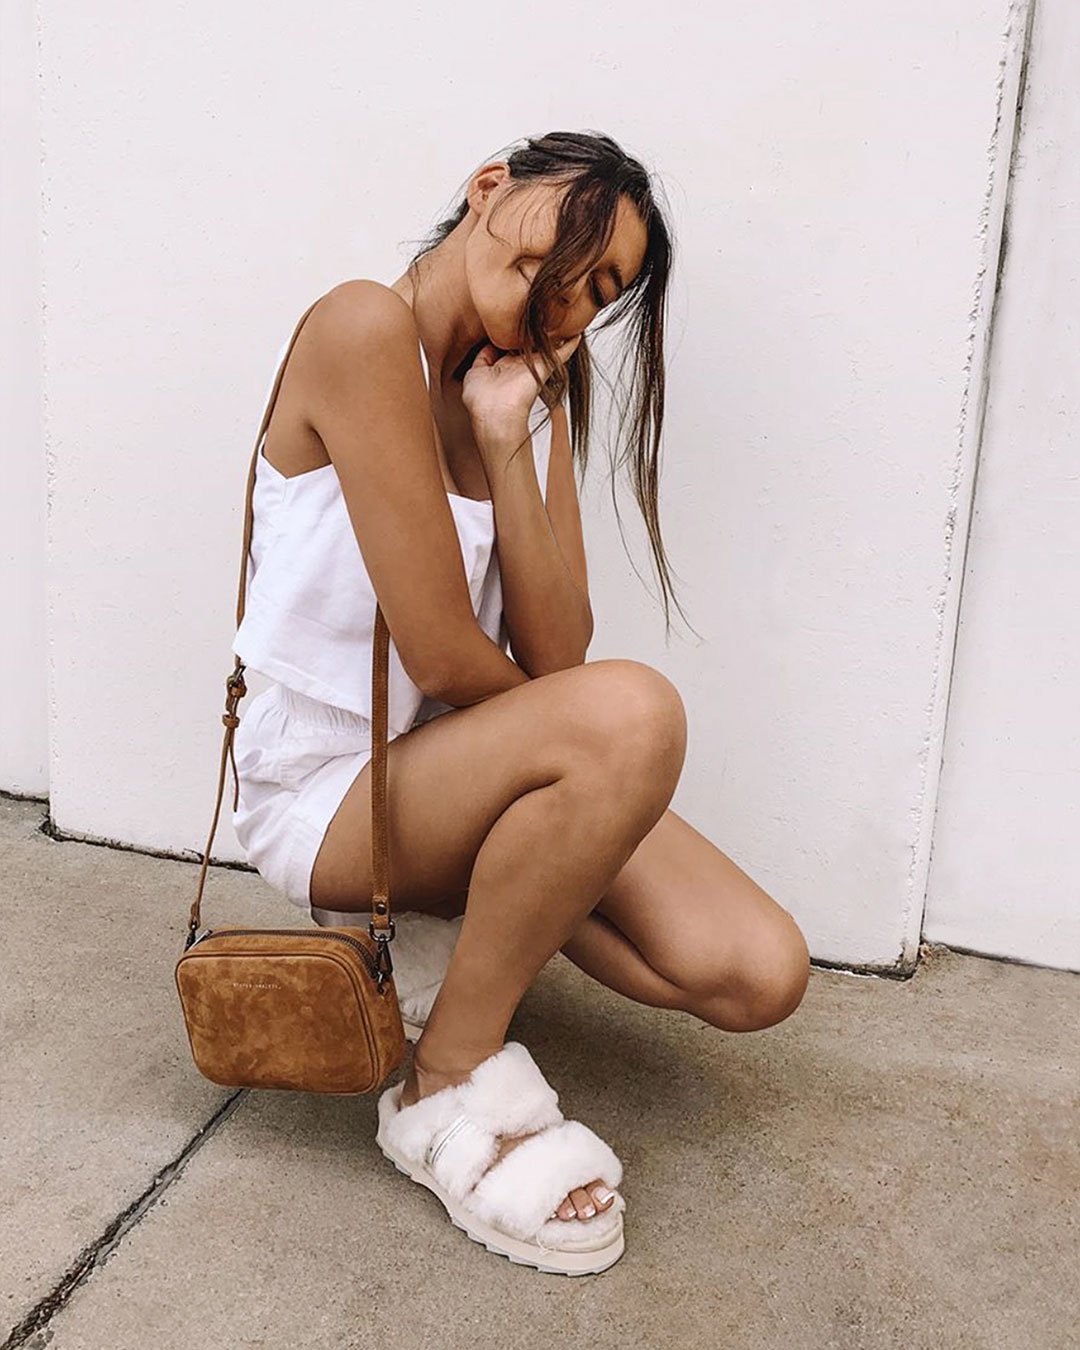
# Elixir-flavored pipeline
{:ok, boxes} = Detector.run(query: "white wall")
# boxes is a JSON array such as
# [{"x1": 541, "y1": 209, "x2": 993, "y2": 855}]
[
  {"x1": 0, "y1": 0, "x2": 47, "y2": 795},
  {"x1": 925, "y1": 0, "x2": 1080, "y2": 971},
  {"x1": 577, "y1": 2, "x2": 1029, "y2": 970},
  {"x1": 17, "y1": 0, "x2": 1057, "y2": 970}
]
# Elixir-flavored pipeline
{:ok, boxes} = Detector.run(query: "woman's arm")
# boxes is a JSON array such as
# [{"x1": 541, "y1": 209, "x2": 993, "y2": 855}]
[
  {"x1": 302, "y1": 281, "x2": 529, "y2": 709},
  {"x1": 487, "y1": 399, "x2": 593, "y2": 678}
]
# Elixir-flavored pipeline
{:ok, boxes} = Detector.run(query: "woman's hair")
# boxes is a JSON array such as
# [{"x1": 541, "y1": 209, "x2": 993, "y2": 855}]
[{"x1": 405, "y1": 129, "x2": 696, "y2": 640}]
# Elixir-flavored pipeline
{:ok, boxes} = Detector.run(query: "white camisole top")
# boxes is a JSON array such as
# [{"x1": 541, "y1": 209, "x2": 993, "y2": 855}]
[{"x1": 232, "y1": 330, "x2": 554, "y2": 737}]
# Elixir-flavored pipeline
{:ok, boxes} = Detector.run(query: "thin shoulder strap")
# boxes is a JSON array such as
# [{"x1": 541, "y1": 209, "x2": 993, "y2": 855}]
[{"x1": 184, "y1": 296, "x2": 394, "y2": 951}]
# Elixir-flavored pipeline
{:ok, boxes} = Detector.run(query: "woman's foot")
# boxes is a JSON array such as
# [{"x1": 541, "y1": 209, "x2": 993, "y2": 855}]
[{"x1": 399, "y1": 1051, "x2": 619, "y2": 1224}]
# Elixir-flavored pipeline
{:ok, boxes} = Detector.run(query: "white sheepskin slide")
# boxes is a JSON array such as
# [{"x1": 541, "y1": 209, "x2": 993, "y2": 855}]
[{"x1": 375, "y1": 1041, "x2": 626, "y2": 1275}]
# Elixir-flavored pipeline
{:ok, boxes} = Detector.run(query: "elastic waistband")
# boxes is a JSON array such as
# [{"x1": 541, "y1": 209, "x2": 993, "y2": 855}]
[{"x1": 273, "y1": 682, "x2": 371, "y2": 732}]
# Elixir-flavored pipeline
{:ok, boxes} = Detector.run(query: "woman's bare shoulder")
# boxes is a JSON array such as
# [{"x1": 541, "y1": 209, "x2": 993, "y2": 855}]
[{"x1": 305, "y1": 278, "x2": 418, "y2": 358}]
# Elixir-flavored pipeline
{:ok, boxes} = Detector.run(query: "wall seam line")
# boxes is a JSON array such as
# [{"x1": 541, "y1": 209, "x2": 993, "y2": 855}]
[{"x1": 906, "y1": 0, "x2": 1040, "y2": 962}]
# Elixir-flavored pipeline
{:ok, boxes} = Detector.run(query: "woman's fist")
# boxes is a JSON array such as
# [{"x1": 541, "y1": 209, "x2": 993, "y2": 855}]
[{"x1": 461, "y1": 334, "x2": 582, "y2": 449}]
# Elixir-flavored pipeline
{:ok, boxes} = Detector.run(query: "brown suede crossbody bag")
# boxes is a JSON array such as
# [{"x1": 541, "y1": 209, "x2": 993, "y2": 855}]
[{"x1": 174, "y1": 298, "x2": 408, "y2": 1094}]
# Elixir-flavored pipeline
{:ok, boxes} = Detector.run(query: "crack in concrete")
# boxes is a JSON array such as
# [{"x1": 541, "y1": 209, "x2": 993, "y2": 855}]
[{"x1": 2, "y1": 1090, "x2": 247, "y2": 1350}]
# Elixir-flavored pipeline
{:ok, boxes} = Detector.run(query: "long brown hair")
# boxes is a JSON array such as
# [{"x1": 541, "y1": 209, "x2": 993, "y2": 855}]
[{"x1": 404, "y1": 129, "x2": 697, "y2": 640}]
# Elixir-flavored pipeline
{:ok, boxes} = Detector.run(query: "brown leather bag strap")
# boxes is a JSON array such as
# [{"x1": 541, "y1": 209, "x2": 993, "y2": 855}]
[{"x1": 185, "y1": 296, "x2": 393, "y2": 949}]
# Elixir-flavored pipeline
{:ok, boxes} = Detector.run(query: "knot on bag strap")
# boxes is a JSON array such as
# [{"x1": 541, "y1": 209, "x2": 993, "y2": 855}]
[{"x1": 184, "y1": 656, "x2": 247, "y2": 944}]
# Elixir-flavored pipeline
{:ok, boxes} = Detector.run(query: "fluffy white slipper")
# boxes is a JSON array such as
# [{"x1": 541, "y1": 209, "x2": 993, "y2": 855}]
[
  {"x1": 375, "y1": 1041, "x2": 626, "y2": 1276},
  {"x1": 310, "y1": 907, "x2": 463, "y2": 1042}
]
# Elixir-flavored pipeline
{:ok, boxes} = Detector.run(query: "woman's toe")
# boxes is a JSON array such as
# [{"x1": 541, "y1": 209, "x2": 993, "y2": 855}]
[
  {"x1": 589, "y1": 1180, "x2": 616, "y2": 1210},
  {"x1": 570, "y1": 1186, "x2": 596, "y2": 1219},
  {"x1": 552, "y1": 1179, "x2": 617, "y2": 1221}
]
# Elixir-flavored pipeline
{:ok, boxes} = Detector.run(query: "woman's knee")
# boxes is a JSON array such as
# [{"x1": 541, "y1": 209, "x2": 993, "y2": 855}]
[
  {"x1": 570, "y1": 659, "x2": 688, "y2": 786},
  {"x1": 684, "y1": 914, "x2": 811, "y2": 1032}
]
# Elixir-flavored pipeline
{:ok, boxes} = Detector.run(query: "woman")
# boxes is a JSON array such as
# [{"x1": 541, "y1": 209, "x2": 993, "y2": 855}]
[{"x1": 231, "y1": 130, "x2": 810, "y2": 1275}]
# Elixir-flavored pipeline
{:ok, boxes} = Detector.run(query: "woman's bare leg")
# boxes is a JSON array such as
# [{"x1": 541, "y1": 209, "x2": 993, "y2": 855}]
[
  {"x1": 308, "y1": 658, "x2": 687, "y2": 1223},
  {"x1": 566, "y1": 806, "x2": 811, "y2": 1032}
]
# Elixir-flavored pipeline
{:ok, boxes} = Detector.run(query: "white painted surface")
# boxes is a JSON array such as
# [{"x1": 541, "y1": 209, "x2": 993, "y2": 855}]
[
  {"x1": 0, "y1": 0, "x2": 47, "y2": 795},
  {"x1": 28, "y1": 1, "x2": 1034, "y2": 967},
  {"x1": 925, "y1": 0, "x2": 1080, "y2": 971}
]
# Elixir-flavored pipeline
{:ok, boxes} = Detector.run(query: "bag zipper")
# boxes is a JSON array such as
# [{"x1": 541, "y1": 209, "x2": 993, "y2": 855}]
[{"x1": 186, "y1": 926, "x2": 385, "y2": 982}]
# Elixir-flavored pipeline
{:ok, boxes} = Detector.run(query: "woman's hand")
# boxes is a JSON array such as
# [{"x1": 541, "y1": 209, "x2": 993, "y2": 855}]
[{"x1": 462, "y1": 334, "x2": 582, "y2": 457}]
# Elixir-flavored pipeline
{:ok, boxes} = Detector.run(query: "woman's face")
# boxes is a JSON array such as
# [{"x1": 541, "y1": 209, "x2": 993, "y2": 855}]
[{"x1": 464, "y1": 164, "x2": 648, "y2": 353}]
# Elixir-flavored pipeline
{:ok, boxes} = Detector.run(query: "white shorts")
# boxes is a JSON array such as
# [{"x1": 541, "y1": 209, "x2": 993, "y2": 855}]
[{"x1": 231, "y1": 681, "x2": 375, "y2": 911}]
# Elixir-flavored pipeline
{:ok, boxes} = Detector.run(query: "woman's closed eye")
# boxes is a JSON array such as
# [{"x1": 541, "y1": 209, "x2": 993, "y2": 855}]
[{"x1": 518, "y1": 261, "x2": 607, "y2": 310}]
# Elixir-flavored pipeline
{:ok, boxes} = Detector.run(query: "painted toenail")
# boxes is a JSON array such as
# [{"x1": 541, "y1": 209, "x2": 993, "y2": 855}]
[
  {"x1": 594, "y1": 1186, "x2": 613, "y2": 1202},
  {"x1": 582, "y1": 1204, "x2": 596, "y2": 1217}
]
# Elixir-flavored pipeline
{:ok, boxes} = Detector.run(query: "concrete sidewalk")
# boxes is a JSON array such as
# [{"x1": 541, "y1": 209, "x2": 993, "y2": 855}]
[{"x1": 1, "y1": 793, "x2": 1077, "y2": 1350}]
